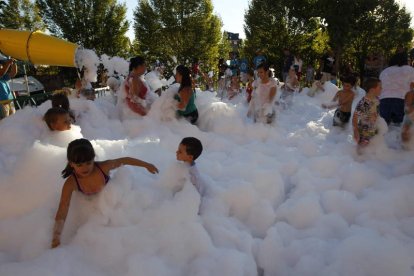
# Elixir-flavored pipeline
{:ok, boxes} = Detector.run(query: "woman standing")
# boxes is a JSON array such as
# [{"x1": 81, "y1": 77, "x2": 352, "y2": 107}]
[
  {"x1": 174, "y1": 65, "x2": 198, "y2": 124},
  {"x1": 247, "y1": 62, "x2": 278, "y2": 124},
  {"x1": 124, "y1": 56, "x2": 150, "y2": 116}
]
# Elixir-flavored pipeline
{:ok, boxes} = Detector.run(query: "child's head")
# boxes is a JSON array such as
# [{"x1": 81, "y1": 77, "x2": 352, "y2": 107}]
[
  {"x1": 256, "y1": 62, "x2": 269, "y2": 80},
  {"x1": 231, "y1": 75, "x2": 239, "y2": 83},
  {"x1": 44, "y1": 108, "x2": 71, "y2": 131},
  {"x1": 129, "y1": 56, "x2": 146, "y2": 74},
  {"x1": 62, "y1": 138, "x2": 96, "y2": 178},
  {"x1": 363, "y1": 77, "x2": 382, "y2": 96},
  {"x1": 176, "y1": 137, "x2": 203, "y2": 164},
  {"x1": 341, "y1": 75, "x2": 357, "y2": 91},
  {"x1": 51, "y1": 93, "x2": 70, "y2": 111},
  {"x1": 247, "y1": 69, "x2": 254, "y2": 79}
]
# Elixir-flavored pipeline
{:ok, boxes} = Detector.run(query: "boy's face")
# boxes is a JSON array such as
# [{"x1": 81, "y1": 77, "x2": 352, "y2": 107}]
[
  {"x1": 52, "y1": 114, "x2": 71, "y2": 131},
  {"x1": 257, "y1": 68, "x2": 266, "y2": 80},
  {"x1": 176, "y1": 143, "x2": 193, "y2": 163},
  {"x1": 343, "y1": 82, "x2": 353, "y2": 92}
]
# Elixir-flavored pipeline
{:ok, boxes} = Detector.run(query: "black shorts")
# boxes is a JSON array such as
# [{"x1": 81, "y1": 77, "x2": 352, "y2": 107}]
[
  {"x1": 183, "y1": 109, "x2": 198, "y2": 124},
  {"x1": 333, "y1": 109, "x2": 351, "y2": 126}
]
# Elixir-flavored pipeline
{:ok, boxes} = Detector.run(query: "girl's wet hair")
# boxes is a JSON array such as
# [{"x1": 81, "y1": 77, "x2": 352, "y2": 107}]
[
  {"x1": 129, "y1": 56, "x2": 145, "y2": 72},
  {"x1": 257, "y1": 62, "x2": 269, "y2": 71},
  {"x1": 61, "y1": 138, "x2": 95, "y2": 178},
  {"x1": 176, "y1": 65, "x2": 192, "y2": 91}
]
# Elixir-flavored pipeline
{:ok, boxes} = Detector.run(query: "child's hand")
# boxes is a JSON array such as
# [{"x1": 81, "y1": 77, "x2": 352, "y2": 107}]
[
  {"x1": 145, "y1": 163, "x2": 159, "y2": 174},
  {"x1": 51, "y1": 236, "x2": 60, "y2": 248}
]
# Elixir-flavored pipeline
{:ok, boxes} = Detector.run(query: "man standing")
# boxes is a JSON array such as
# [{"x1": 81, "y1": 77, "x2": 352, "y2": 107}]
[
  {"x1": 282, "y1": 48, "x2": 294, "y2": 82},
  {"x1": 320, "y1": 50, "x2": 335, "y2": 83},
  {"x1": 0, "y1": 58, "x2": 18, "y2": 118}
]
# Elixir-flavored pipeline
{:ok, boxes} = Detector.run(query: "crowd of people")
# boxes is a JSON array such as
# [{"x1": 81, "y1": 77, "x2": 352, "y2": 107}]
[{"x1": 1, "y1": 46, "x2": 414, "y2": 249}]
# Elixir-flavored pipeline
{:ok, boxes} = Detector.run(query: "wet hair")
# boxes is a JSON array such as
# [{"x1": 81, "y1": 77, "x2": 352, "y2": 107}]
[
  {"x1": 180, "y1": 137, "x2": 203, "y2": 161},
  {"x1": 129, "y1": 56, "x2": 145, "y2": 72},
  {"x1": 50, "y1": 93, "x2": 76, "y2": 122},
  {"x1": 341, "y1": 75, "x2": 357, "y2": 87},
  {"x1": 43, "y1": 107, "x2": 69, "y2": 130},
  {"x1": 51, "y1": 93, "x2": 70, "y2": 110},
  {"x1": 257, "y1": 62, "x2": 269, "y2": 71},
  {"x1": 176, "y1": 65, "x2": 192, "y2": 91},
  {"x1": 61, "y1": 138, "x2": 95, "y2": 178},
  {"x1": 363, "y1": 77, "x2": 381, "y2": 93}
]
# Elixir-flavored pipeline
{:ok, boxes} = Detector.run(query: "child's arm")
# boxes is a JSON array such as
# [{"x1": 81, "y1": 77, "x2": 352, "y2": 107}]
[
  {"x1": 269, "y1": 86, "x2": 277, "y2": 103},
  {"x1": 51, "y1": 179, "x2": 76, "y2": 248},
  {"x1": 322, "y1": 92, "x2": 339, "y2": 109},
  {"x1": 405, "y1": 92, "x2": 414, "y2": 114},
  {"x1": 101, "y1": 157, "x2": 159, "y2": 174},
  {"x1": 352, "y1": 111, "x2": 360, "y2": 143}
]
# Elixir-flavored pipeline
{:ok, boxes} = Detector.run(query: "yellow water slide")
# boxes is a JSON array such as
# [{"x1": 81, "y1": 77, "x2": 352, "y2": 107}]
[{"x1": 0, "y1": 28, "x2": 79, "y2": 67}]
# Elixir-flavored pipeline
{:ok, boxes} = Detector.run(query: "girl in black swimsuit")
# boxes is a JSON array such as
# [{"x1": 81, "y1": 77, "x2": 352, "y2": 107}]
[{"x1": 51, "y1": 138, "x2": 159, "y2": 248}]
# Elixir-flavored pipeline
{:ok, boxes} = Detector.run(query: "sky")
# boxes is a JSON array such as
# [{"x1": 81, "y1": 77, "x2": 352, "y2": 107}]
[{"x1": 124, "y1": 0, "x2": 414, "y2": 41}]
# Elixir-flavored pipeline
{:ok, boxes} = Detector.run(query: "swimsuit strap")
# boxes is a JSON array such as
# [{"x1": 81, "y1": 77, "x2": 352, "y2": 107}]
[
  {"x1": 95, "y1": 163, "x2": 110, "y2": 184},
  {"x1": 73, "y1": 173, "x2": 83, "y2": 193}
]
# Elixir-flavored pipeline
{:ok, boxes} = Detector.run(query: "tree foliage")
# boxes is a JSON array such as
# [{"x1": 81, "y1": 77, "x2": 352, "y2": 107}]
[
  {"x1": 133, "y1": 0, "x2": 222, "y2": 68},
  {"x1": 36, "y1": 0, "x2": 130, "y2": 57},
  {"x1": 243, "y1": 0, "x2": 325, "y2": 77},
  {"x1": 0, "y1": 0, "x2": 45, "y2": 30},
  {"x1": 243, "y1": 0, "x2": 413, "y2": 75}
]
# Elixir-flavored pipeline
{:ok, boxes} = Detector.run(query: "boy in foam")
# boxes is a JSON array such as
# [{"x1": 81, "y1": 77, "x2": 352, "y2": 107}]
[
  {"x1": 352, "y1": 77, "x2": 382, "y2": 148},
  {"x1": 322, "y1": 75, "x2": 356, "y2": 127},
  {"x1": 176, "y1": 137, "x2": 205, "y2": 196},
  {"x1": 43, "y1": 107, "x2": 72, "y2": 131}
]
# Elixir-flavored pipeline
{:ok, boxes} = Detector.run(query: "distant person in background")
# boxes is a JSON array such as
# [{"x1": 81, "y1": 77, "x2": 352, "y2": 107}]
[
  {"x1": 245, "y1": 69, "x2": 255, "y2": 103},
  {"x1": 51, "y1": 93, "x2": 76, "y2": 123},
  {"x1": 293, "y1": 54, "x2": 303, "y2": 81},
  {"x1": 401, "y1": 83, "x2": 414, "y2": 143},
  {"x1": 280, "y1": 67, "x2": 299, "y2": 108},
  {"x1": 124, "y1": 56, "x2": 151, "y2": 116},
  {"x1": 282, "y1": 48, "x2": 294, "y2": 82},
  {"x1": 253, "y1": 49, "x2": 267, "y2": 70},
  {"x1": 0, "y1": 58, "x2": 18, "y2": 118},
  {"x1": 229, "y1": 52, "x2": 239, "y2": 76},
  {"x1": 379, "y1": 52, "x2": 414, "y2": 125},
  {"x1": 239, "y1": 57, "x2": 249, "y2": 83},
  {"x1": 305, "y1": 64, "x2": 315, "y2": 87},
  {"x1": 75, "y1": 69, "x2": 95, "y2": 101},
  {"x1": 227, "y1": 75, "x2": 241, "y2": 100},
  {"x1": 320, "y1": 50, "x2": 335, "y2": 83},
  {"x1": 247, "y1": 62, "x2": 277, "y2": 124},
  {"x1": 174, "y1": 65, "x2": 198, "y2": 124}
]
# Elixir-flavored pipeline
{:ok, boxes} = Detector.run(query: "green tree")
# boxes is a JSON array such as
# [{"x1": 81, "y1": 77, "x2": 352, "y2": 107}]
[
  {"x1": 343, "y1": 0, "x2": 413, "y2": 77},
  {"x1": 244, "y1": 0, "x2": 326, "y2": 77},
  {"x1": 0, "y1": 0, "x2": 45, "y2": 30},
  {"x1": 36, "y1": 0, "x2": 130, "y2": 57},
  {"x1": 218, "y1": 31, "x2": 232, "y2": 60},
  {"x1": 134, "y1": 0, "x2": 222, "y2": 69}
]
